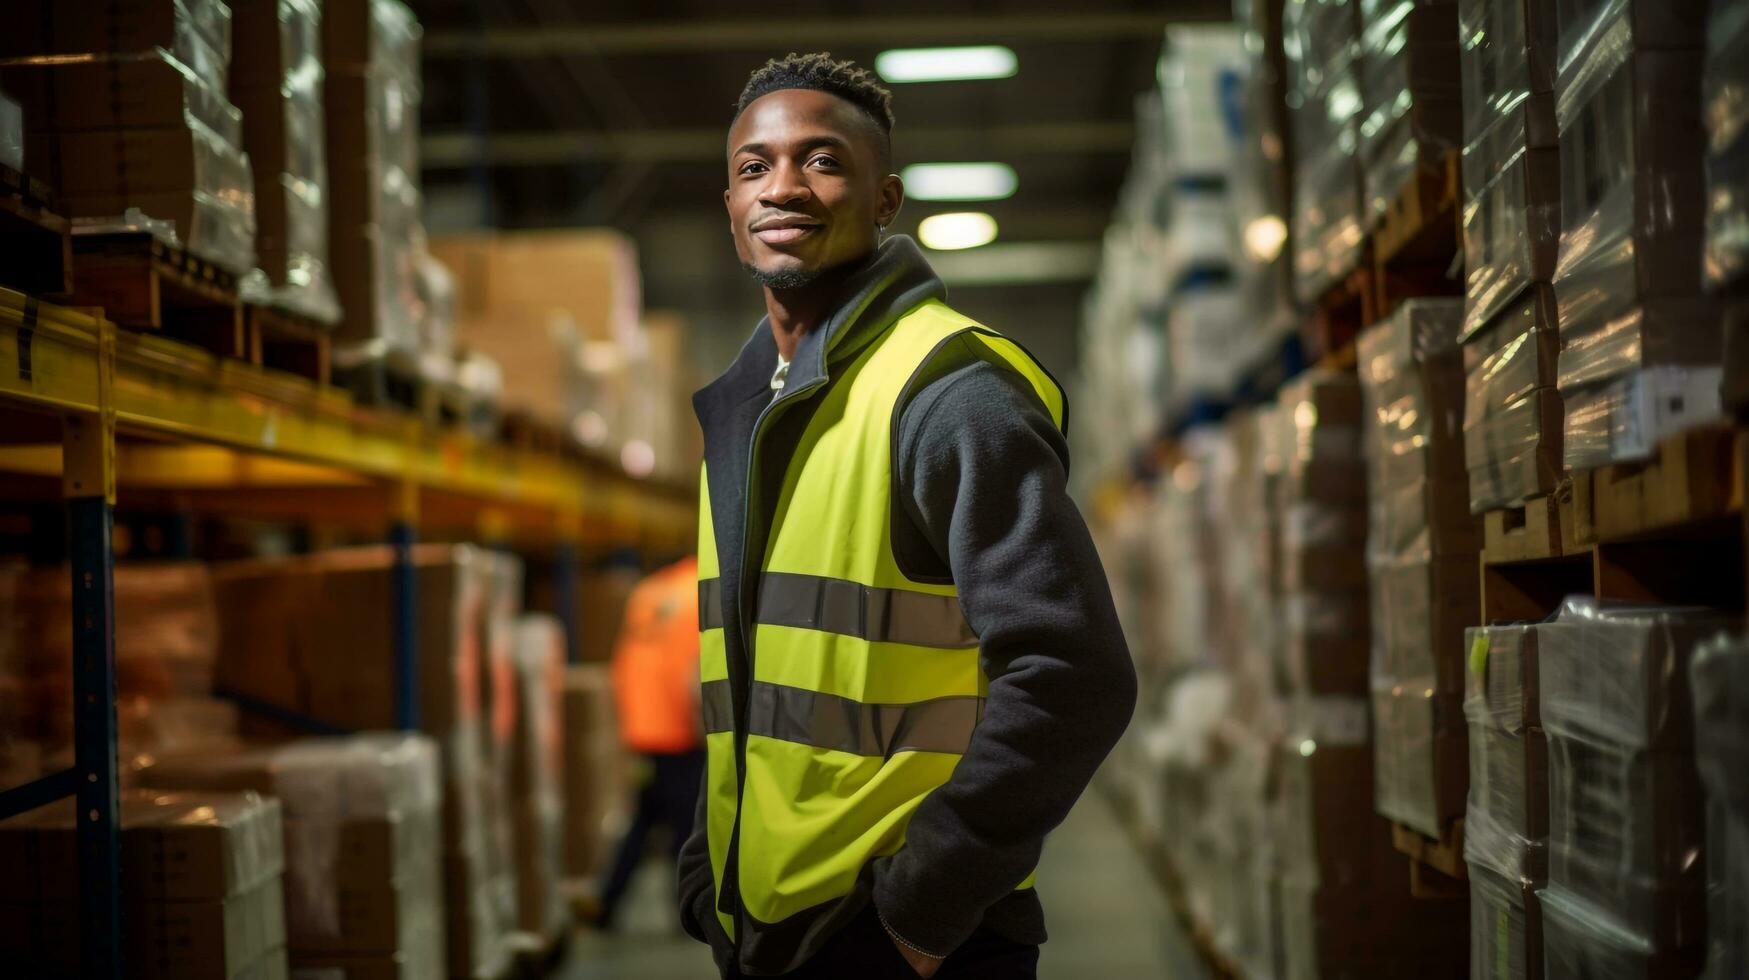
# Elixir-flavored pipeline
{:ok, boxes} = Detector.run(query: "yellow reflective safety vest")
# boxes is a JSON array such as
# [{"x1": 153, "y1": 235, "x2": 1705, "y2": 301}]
[{"x1": 695, "y1": 298, "x2": 1066, "y2": 956}]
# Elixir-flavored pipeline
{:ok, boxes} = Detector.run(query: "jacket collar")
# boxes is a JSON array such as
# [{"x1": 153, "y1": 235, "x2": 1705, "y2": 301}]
[{"x1": 693, "y1": 235, "x2": 946, "y2": 417}]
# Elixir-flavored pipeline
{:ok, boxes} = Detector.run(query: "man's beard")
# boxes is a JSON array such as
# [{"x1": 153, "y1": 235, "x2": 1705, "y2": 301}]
[{"x1": 741, "y1": 261, "x2": 823, "y2": 290}]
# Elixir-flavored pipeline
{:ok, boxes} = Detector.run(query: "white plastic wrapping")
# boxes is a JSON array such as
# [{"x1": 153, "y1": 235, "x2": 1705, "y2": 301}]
[
  {"x1": 1157, "y1": 25, "x2": 1247, "y2": 181},
  {"x1": 1355, "y1": 0, "x2": 1463, "y2": 224},
  {"x1": 1539, "y1": 597, "x2": 1737, "y2": 953},
  {"x1": 0, "y1": 92, "x2": 20, "y2": 172},
  {"x1": 1469, "y1": 858, "x2": 1541, "y2": 980},
  {"x1": 1560, "y1": 364, "x2": 1724, "y2": 468},
  {"x1": 1461, "y1": 291, "x2": 1563, "y2": 508},
  {"x1": 1690, "y1": 633, "x2": 1749, "y2": 980},
  {"x1": 1464, "y1": 624, "x2": 1547, "y2": 897}
]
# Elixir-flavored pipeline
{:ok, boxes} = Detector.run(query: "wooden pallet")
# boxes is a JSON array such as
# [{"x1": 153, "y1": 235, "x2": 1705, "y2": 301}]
[
  {"x1": 1571, "y1": 425, "x2": 1744, "y2": 545},
  {"x1": 69, "y1": 231, "x2": 242, "y2": 350},
  {"x1": 1482, "y1": 479, "x2": 1581, "y2": 563},
  {"x1": 244, "y1": 303, "x2": 332, "y2": 385},
  {"x1": 0, "y1": 163, "x2": 72, "y2": 297},
  {"x1": 1372, "y1": 151, "x2": 1462, "y2": 319},
  {"x1": 1392, "y1": 818, "x2": 1467, "y2": 899}
]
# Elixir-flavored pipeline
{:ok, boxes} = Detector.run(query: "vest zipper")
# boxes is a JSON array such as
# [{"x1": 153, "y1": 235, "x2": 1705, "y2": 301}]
[{"x1": 722, "y1": 374, "x2": 827, "y2": 950}]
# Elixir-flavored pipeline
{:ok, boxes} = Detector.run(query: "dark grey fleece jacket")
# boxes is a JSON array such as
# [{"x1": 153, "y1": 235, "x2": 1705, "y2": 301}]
[{"x1": 678, "y1": 236, "x2": 1135, "y2": 976}]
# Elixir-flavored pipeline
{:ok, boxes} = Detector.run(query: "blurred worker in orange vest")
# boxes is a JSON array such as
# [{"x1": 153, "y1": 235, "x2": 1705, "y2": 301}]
[{"x1": 594, "y1": 555, "x2": 706, "y2": 929}]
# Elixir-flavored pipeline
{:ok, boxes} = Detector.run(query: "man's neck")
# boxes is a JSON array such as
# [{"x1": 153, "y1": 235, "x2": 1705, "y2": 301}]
[{"x1": 761, "y1": 249, "x2": 874, "y2": 361}]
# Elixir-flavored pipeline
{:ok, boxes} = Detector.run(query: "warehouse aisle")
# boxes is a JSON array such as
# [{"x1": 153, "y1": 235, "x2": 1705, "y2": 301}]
[{"x1": 557, "y1": 789, "x2": 1203, "y2": 978}]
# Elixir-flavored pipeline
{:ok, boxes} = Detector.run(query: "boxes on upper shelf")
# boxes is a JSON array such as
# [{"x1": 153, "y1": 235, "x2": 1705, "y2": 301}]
[
  {"x1": 1355, "y1": 0, "x2": 1463, "y2": 223},
  {"x1": 1461, "y1": 287, "x2": 1563, "y2": 510},
  {"x1": 1284, "y1": 0, "x2": 1366, "y2": 302}
]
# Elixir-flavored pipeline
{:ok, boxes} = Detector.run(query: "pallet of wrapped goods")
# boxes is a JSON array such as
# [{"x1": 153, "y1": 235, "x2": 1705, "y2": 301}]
[
  {"x1": 321, "y1": 0, "x2": 429, "y2": 375},
  {"x1": 1707, "y1": 0, "x2": 1749, "y2": 419},
  {"x1": 0, "y1": 0, "x2": 257, "y2": 339},
  {"x1": 136, "y1": 735, "x2": 444, "y2": 980},
  {"x1": 1358, "y1": 301, "x2": 1479, "y2": 864},
  {"x1": 561, "y1": 663, "x2": 631, "y2": 886},
  {"x1": 1463, "y1": 623, "x2": 1548, "y2": 980},
  {"x1": 0, "y1": 561, "x2": 239, "y2": 785},
  {"x1": 1283, "y1": 0, "x2": 1367, "y2": 317},
  {"x1": 1356, "y1": 0, "x2": 1464, "y2": 303},
  {"x1": 0, "y1": 88, "x2": 71, "y2": 296},
  {"x1": 507, "y1": 615, "x2": 569, "y2": 954},
  {"x1": 1691, "y1": 633, "x2": 1749, "y2": 980},
  {"x1": 229, "y1": 0, "x2": 341, "y2": 332},
  {"x1": 0, "y1": 789, "x2": 288, "y2": 980},
  {"x1": 1537, "y1": 597, "x2": 1738, "y2": 973},
  {"x1": 206, "y1": 545, "x2": 514, "y2": 980},
  {"x1": 1551, "y1": 0, "x2": 1721, "y2": 471}
]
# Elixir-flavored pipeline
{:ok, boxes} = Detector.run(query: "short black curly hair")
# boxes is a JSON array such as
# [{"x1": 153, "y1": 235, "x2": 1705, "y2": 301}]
[{"x1": 734, "y1": 52, "x2": 894, "y2": 164}]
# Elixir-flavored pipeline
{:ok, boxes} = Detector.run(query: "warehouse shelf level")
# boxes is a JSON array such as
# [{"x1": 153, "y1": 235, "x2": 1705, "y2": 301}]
[{"x1": 0, "y1": 284, "x2": 692, "y2": 979}]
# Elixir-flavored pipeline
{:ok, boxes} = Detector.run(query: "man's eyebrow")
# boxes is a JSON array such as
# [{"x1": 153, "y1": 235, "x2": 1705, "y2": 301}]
[{"x1": 731, "y1": 135, "x2": 850, "y2": 158}]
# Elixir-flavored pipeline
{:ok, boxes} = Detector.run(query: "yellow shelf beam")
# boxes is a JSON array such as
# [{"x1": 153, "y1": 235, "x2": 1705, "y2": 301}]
[{"x1": 0, "y1": 288, "x2": 694, "y2": 543}]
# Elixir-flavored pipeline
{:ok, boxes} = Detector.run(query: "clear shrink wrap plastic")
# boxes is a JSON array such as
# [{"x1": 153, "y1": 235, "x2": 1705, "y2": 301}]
[
  {"x1": 1464, "y1": 623, "x2": 1548, "y2": 980},
  {"x1": 137, "y1": 734, "x2": 444, "y2": 978},
  {"x1": 510, "y1": 615, "x2": 567, "y2": 940},
  {"x1": 1690, "y1": 633, "x2": 1749, "y2": 980},
  {"x1": 1284, "y1": 0, "x2": 1365, "y2": 302},
  {"x1": 0, "y1": 561, "x2": 239, "y2": 790},
  {"x1": 1552, "y1": 0, "x2": 1721, "y2": 467},
  {"x1": 231, "y1": 0, "x2": 341, "y2": 324},
  {"x1": 327, "y1": 0, "x2": 425, "y2": 362},
  {"x1": 1457, "y1": 0, "x2": 1560, "y2": 339},
  {"x1": 0, "y1": 91, "x2": 20, "y2": 172},
  {"x1": 0, "y1": 0, "x2": 257, "y2": 274},
  {"x1": 1538, "y1": 597, "x2": 1737, "y2": 965},
  {"x1": 1355, "y1": 0, "x2": 1463, "y2": 225},
  {"x1": 1358, "y1": 300, "x2": 1476, "y2": 838},
  {"x1": 1462, "y1": 290, "x2": 1563, "y2": 510},
  {"x1": 1705, "y1": 0, "x2": 1749, "y2": 290}
]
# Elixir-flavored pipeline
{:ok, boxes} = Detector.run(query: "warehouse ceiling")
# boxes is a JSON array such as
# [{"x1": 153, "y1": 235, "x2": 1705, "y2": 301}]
[{"x1": 412, "y1": 0, "x2": 1228, "y2": 377}]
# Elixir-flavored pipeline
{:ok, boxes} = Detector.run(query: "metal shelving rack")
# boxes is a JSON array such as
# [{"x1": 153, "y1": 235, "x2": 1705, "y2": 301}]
[{"x1": 0, "y1": 286, "x2": 693, "y2": 977}]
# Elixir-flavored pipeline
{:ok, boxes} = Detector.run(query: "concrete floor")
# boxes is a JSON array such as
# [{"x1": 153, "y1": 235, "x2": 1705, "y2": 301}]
[{"x1": 556, "y1": 789, "x2": 1209, "y2": 979}]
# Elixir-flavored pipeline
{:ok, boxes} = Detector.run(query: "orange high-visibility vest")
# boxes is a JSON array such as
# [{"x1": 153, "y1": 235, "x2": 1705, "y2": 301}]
[{"x1": 610, "y1": 556, "x2": 704, "y2": 754}]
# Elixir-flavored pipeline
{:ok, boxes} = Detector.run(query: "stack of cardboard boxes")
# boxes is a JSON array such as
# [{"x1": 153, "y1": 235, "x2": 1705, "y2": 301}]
[
  {"x1": 1284, "y1": 0, "x2": 1365, "y2": 302},
  {"x1": 323, "y1": 0, "x2": 426, "y2": 363},
  {"x1": 1706, "y1": 0, "x2": 1749, "y2": 415},
  {"x1": 562, "y1": 664, "x2": 629, "y2": 884},
  {"x1": 1358, "y1": 299, "x2": 1478, "y2": 841},
  {"x1": 209, "y1": 546, "x2": 512, "y2": 980},
  {"x1": 1456, "y1": 0, "x2": 1564, "y2": 511},
  {"x1": 229, "y1": 0, "x2": 340, "y2": 323},
  {"x1": 0, "y1": 0, "x2": 258, "y2": 274},
  {"x1": 1356, "y1": 0, "x2": 1462, "y2": 223},
  {"x1": 139, "y1": 735, "x2": 444, "y2": 979},
  {"x1": 1550, "y1": 0, "x2": 1721, "y2": 465},
  {"x1": 0, "y1": 790, "x2": 288, "y2": 979},
  {"x1": 1538, "y1": 599, "x2": 1735, "y2": 974},
  {"x1": 510, "y1": 615, "x2": 568, "y2": 944},
  {"x1": 1462, "y1": 623, "x2": 1549, "y2": 979},
  {"x1": 1690, "y1": 634, "x2": 1749, "y2": 979},
  {"x1": 0, "y1": 562, "x2": 239, "y2": 787}
]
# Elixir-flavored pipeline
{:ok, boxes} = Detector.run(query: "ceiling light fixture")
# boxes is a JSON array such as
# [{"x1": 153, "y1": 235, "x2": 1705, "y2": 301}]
[
  {"x1": 875, "y1": 46, "x2": 1018, "y2": 83},
  {"x1": 900, "y1": 162, "x2": 1018, "y2": 201},
  {"x1": 918, "y1": 212, "x2": 999, "y2": 251}
]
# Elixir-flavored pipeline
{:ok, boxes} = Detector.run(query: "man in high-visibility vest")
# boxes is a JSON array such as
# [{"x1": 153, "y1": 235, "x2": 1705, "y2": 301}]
[
  {"x1": 679, "y1": 52, "x2": 1136, "y2": 978},
  {"x1": 595, "y1": 555, "x2": 706, "y2": 929}
]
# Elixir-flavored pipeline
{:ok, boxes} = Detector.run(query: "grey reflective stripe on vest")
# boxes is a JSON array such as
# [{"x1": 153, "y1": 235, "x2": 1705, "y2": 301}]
[
  {"x1": 699, "y1": 579, "x2": 723, "y2": 630},
  {"x1": 755, "y1": 571, "x2": 977, "y2": 649},
  {"x1": 698, "y1": 573, "x2": 976, "y2": 647},
  {"x1": 701, "y1": 678, "x2": 733, "y2": 734},
  {"x1": 696, "y1": 678, "x2": 982, "y2": 756}
]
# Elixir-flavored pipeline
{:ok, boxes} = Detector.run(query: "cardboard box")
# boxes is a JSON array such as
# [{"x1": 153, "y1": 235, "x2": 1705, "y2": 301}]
[
  {"x1": 562, "y1": 664, "x2": 631, "y2": 880},
  {"x1": 0, "y1": 0, "x2": 233, "y2": 67},
  {"x1": 1466, "y1": 859, "x2": 1545, "y2": 980},
  {"x1": 1371, "y1": 686, "x2": 1468, "y2": 838},
  {"x1": 322, "y1": 0, "x2": 420, "y2": 76},
  {"x1": 0, "y1": 51, "x2": 241, "y2": 140}
]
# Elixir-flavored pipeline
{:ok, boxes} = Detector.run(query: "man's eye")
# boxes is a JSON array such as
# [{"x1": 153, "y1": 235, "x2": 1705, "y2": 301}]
[
  {"x1": 740, "y1": 162, "x2": 767, "y2": 176},
  {"x1": 810, "y1": 155, "x2": 839, "y2": 168}
]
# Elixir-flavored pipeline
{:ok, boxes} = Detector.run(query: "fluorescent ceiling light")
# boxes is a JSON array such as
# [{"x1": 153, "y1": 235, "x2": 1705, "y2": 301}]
[
  {"x1": 901, "y1": 162, "x2": 1018, "y2": 201},
  {"x1": 875, "y1": 45, "x2": 1019, "y2": 83},
  {"x1": 918, "y1": 212, "x2": 999, "y2": 251}
]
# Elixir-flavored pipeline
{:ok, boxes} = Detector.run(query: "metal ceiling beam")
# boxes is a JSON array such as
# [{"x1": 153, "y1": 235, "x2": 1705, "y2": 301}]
[
  {"x1": 423, "y1": 120, "x2": 1135, "y2": 168},
  {"x1": 423, "y1": 10, "x2": 1225, "y2": 57}
]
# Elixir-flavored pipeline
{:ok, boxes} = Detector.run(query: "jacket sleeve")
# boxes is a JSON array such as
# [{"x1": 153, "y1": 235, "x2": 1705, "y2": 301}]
[
  {"x1": 871, "y1": 356, "x2": 1137, "y2": 956},
  {"x1": 675, "y1": 769, "x2": 714, "y2": 942}
]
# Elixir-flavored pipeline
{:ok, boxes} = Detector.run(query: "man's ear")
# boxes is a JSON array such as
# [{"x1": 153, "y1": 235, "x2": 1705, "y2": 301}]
[{"x1": 877, "y1": 173, "x2": 905, "y2": 229}]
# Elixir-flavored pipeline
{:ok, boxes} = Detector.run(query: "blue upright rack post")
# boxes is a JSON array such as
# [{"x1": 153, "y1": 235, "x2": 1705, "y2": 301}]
[{"x1": 391, "y1": 479, "x2": 420, "y2": 732}]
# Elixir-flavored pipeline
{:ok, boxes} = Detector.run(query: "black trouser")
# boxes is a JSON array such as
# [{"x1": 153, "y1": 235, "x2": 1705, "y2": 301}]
[
  {"x1": 725, "y1": 904, "x2": 1040, "y2": 979},
  {"x1": 599, "y1": 748, "x2": 706, "y2": 924}
]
